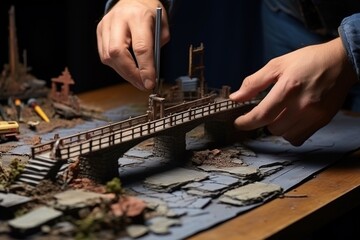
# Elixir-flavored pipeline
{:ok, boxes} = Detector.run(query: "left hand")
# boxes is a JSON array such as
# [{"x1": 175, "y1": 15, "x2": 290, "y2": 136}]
[{"x1": 96, "y1": 0, "x2": 170, "y2": 91}]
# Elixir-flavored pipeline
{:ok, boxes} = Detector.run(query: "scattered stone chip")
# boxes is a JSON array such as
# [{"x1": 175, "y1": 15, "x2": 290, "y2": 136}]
[
  {"x1": 198, "y1": 165, "x2": 260, "y2": 179},
  {"x1": 220, "y1": 181, "x2": 282, "y2": 206},
  {"x1": 8, "y1": 206, "x2": 62, "y2": 230},
  {"x1": 126, "y1": 224, "x2": 149, "y2": 238},
  {"x1": 145, "y1": 168, "x2": 209, "y2": 192}
]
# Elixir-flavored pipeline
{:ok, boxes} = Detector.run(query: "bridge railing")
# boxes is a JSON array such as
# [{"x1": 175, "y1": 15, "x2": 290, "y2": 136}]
[
  {"x1": 164, "y1": 94, "x2": 217, "y2": 115},
  {"x1": 31, "y1": 114, "x2": 149, "y2": 158},
  {"x1": 53, "y1": 99, "x2": 257, "y2": 160},
  {"x1": 31, "y1": 139, "x2": 57, "y2": 157}
]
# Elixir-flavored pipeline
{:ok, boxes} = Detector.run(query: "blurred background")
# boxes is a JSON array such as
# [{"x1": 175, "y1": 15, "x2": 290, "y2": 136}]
[{"x1": 0, "y1": 0, "x2": 263, "y2": 94}]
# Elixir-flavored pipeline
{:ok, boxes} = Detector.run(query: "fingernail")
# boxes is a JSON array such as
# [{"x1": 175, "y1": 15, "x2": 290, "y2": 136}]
[{"x1": 144, "y1": 79, "x2": 154, "y2": 90}]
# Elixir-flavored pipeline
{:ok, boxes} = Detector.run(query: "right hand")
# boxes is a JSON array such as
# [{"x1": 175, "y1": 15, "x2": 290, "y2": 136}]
[
  {"x1": 230, "y1": 38, "x2": 358, "y2": 146},
  {"x1": 97, "y1": 0, "x2": 170, "y2": 91}
]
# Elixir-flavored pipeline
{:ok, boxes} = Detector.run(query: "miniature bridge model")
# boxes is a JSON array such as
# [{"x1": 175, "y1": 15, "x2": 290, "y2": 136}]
[{"x1": 22, "y1": 96, "x2": 259, "y2": 184}]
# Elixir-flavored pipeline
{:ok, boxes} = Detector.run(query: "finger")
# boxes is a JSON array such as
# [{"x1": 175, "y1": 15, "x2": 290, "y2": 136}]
[
  {"x1": 266, "y1": 98, "x2": 301, "y2": 136},
  {"x1": 282, "y1": 118, "x2": 321, "y2": 146},
  {"x1": 108, "y1": 20, "x2": 149, "y2": 90},
  {"x1": 233, "y1": 79, "x2": 290, "y2": 131},
  {"x1": 129, "y1": 17, "x2": 156, "y2": 90},
  {"x1": 97, "y1": 15, "x2": 145, "y2": 90},
  {"x1": 282, "y1": 110, "x2": 331, "y2": 146},
  {"x1": 230, "y1": 62, "x2": 280, "y2": 102}
]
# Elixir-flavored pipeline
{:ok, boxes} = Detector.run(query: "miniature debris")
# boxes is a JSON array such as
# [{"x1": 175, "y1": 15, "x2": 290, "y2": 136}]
[
  {"x1": 191, "y1": 148, "x2": 244, "y2": 167},
  {"x1": 126, "y1": 224, "x2": 149, "y2": 238},
  {"x1": 219, "y1": 181, "x2": 282, "y2": 206},
  {"x1": 144, "y1": 168, "x2": 209, "y2": 192},
  {"x1": 111, "y1": 196, "x2": 146, "y2": 217},
  {"x1": 183, "y1": 180, "x2": 236, "y2": 197},
  {"x1": 125, "y1": 148, "x2": 153, "y2": 158},
  {"x1": 197, "y1": 165, "x2": 260, "y2": 179},
  {"x1": 118, "y1": 157, "x2": 144, "y2": 167},
  {"x1": 0, "y1": 192, "x2": 31, "y2": 208},
  {"x1": 8, "y1": 206, "x2": 62, "y2": 230},
  {"x1": 53, "y1": 189, "x2": 107, "y2": 210},
  {"x1": 235, "y1": 143, "x2": 257, "y2": 157},
  {"x1": 147, "y1": 216, "x2": 181, "y2": 235}
]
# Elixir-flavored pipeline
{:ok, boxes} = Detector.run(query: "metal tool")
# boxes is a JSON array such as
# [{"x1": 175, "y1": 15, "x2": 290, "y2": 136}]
[{"x1": 153, "y1": 7, "x2": 162, "y2": 95}]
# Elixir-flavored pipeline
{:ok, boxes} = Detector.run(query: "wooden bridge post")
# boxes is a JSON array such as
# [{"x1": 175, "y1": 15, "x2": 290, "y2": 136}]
[{"x1": 148, "y1": 94, "x2": 165, "y2": 121}]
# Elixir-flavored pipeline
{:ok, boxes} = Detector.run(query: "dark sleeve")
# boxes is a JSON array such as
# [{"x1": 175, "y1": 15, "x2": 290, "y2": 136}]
[
  {"x1": 104, "y1": 0, "x2": 118, "y2": 14},
  {"x1": 338, "y1": 13, "x2": 360, "y2": 80},
  {"x1": 104, "y1": 0, "x2": 174, "y2": 14}
]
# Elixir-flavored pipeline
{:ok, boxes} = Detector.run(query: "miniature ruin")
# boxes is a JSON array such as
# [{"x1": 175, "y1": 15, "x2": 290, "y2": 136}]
[
  {"x1": 50, "y1": 67, "x2": 82, "y2": 118},
  {"x1": 0, "y1": 6, "x2": 48, "y2": 101}
]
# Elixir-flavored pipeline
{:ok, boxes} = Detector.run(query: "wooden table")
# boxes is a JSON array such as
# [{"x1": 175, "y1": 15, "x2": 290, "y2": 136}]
[{"x1": 79, "y1": 83, "x2": 360, "y2": 240}]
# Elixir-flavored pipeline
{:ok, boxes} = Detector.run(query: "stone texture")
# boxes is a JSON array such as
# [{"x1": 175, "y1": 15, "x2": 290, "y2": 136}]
[
  {"x1": 145, "y1": 168, "x2": 209, "y2": 192},
  {"x1": 220, "y1": 181, "x2": 282, "y2": 206},
  {"x1": 8, "y1": 206, "x2": 62, "y2": 230}
]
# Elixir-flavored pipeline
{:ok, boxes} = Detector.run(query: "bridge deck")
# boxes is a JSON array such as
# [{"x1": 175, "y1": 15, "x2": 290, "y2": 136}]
[{"x1": 31, "y1": 98, "x2": 259, "y2": 161}]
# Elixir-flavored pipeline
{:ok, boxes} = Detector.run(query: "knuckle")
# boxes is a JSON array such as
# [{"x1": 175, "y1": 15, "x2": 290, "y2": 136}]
[
  {"x1": 281, "y1": 76, "x2": 303, "y2": 93},
  {"x1": 242, "y1": 76, "x2": 253, "y2": 88},
  {"x1": 101, "y1": 46, "x2": 126, "y2": 65},
  {"x1": 100, "y1": 53, "x2": 112, "y2": 65},
  {"x1": 108, "y1": 46, "x2": 123, "y2": 59},
  {"x1": 133, "y1": 41, "x2": 148, "y2": 56}
]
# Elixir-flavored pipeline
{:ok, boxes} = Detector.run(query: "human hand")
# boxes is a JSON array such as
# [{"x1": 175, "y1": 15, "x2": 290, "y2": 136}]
[
  {"x1": 97, "y1": 0, "x2": 170, "y2": 91},
  {"x1": 230, "y1": 38, "x2": 358, "y2": 146}
]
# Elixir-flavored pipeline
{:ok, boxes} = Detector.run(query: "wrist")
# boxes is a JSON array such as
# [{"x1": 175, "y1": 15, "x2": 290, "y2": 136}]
[{"x1": 333, "y1": 37, "x2": 358, "y2": 86}]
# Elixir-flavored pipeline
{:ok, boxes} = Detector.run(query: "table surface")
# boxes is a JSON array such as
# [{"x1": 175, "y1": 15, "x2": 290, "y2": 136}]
[{"x1": 79, "y1": 83, "x2": 360, "y2": 240}]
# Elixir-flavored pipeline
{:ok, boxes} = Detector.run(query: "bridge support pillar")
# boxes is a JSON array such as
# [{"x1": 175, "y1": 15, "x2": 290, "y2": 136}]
[
  {"x1": 204, "y1": 121, "x2": 236, "y2": 146},
  {"x1": 153, "y1": 131, "x2": 186, "y2": 161},
  {"x1": 78, "y1": 151, "x2": 121, "y2": 183}
]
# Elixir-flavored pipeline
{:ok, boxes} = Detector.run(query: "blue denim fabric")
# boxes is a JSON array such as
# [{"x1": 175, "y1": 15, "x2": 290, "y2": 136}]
[
  {"x1": 263, "y1": 0, "x2": 303, "y2": 22},
  {"x1": 338, "y1": 13, "x2": 360, "y2": 111},
  {"x1": 261, "y1": 1, "x2": 326, "y2": 63},
  {"x1": 339, "y1": 13, "x2": 360, "y2": 80}
]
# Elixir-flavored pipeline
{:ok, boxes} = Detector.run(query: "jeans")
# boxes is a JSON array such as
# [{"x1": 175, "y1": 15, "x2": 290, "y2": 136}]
[{"x1": 261, "y1": 1, "x2": 360, "y2": 112}]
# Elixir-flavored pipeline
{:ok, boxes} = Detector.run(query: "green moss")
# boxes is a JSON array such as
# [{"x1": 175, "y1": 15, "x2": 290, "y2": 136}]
[
  {"x1": 105, "y1": 177, "x2": 123, "y2": 196},
  {"x1": 0, "y1": 158, "x2": 25, "y2": 188}
]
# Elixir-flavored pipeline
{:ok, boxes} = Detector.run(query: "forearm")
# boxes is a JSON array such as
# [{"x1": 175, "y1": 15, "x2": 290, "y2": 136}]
[{"x1": 338, "y1": 13, "x2": 360, "y2": 80}]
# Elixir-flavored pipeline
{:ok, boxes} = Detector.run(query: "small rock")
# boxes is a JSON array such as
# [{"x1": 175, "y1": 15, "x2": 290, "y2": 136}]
[{"x1": 126, "y1": 225, "x2": 149, "y2": 238}]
